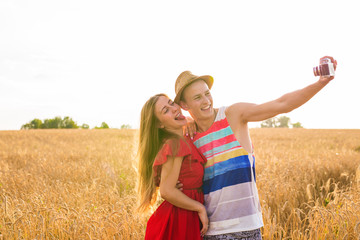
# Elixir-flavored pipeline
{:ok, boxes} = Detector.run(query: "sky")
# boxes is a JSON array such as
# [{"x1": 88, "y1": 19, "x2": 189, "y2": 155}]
[{"x1": 1, "y1": 0, "x2": 359, "y2": 130}]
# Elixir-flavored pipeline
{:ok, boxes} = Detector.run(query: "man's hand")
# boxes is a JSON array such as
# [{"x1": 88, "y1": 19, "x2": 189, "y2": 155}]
[
  {"x1": 176, "y1": 181, "x2": 183, "y2": 191},
  {"x1": 319, "y1": 56, "x2": 337, "y2": 84}
]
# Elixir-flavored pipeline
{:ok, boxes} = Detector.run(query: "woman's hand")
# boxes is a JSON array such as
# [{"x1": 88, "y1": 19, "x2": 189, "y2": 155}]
[
  {"x1": 183, "y1": 116, "x2": 197, "y2": 140},
  {"x1": 198, "y1": 206, "x2": 209, "y2": 237}
]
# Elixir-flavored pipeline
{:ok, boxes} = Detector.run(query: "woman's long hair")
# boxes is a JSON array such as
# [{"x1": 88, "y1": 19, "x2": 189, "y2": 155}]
[{"x1": 137, "y1": 93, "x2": 179, "y2": 213}]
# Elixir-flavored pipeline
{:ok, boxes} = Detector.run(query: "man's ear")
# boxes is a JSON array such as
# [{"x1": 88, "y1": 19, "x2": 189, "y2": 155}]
[{"x1": 179, "y1": 100, "x2": 189, "y2": 110}]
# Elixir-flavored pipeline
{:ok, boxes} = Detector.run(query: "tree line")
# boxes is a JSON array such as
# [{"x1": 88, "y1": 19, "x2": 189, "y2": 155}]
[
  {"x1": 21, "y1": 115, "x2": 299, "y2": 129},
  {"x1": 260, "y1": 116, "x2": 303, "y2": 128},
  {"x1": 21, "y1": 116, "x2": 132, "y2": 130}
]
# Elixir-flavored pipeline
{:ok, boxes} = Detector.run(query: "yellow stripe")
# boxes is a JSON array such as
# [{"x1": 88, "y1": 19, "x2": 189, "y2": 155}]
[{"x1": 205, "y1": 148, "x2": 249, "y2": 167}]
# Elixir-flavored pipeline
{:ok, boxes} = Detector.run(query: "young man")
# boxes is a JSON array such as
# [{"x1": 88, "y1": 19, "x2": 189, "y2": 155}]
[{"x1": 174, "y1": 56, "x2": 337, "y2": 239}]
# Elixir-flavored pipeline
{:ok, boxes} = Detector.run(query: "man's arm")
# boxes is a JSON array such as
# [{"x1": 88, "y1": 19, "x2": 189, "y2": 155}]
[{"x1": 227, "y1": 56, "x2": 337, "y2": 124}]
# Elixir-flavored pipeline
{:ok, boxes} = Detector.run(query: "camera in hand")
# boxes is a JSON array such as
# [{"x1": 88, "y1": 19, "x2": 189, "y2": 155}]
[{"x1": 313, "y1": 58, "x2": 335, "y2": 77}]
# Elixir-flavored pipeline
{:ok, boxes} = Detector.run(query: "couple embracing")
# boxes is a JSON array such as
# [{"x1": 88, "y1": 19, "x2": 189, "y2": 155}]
[{"x1": 137, "y1": 56, "x2": 337, "y2": 240}]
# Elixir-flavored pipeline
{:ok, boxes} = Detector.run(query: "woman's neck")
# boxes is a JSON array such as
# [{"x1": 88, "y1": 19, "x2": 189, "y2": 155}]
[{"x1": 165, "y1": 127, "x2": 183, "y2": 137}]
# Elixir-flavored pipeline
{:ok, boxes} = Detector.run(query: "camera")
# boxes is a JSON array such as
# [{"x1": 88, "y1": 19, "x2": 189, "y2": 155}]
[{"x1": 313, "y1": 58, "x2": 335, "y2": 77}]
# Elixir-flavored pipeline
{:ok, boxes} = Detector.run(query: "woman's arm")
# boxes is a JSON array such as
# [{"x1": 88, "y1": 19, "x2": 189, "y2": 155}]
[{"x1": 160, "y1": 156, "x2": 208, "y2": 235}]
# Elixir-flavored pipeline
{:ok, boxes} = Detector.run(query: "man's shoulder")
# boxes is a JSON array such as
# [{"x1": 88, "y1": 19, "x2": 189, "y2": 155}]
[
  {"x1": 225, "y1": 102, "x2": 254, "y2": 128},
  {"x1": 226, "y1": 102, "x2": 256, "y2": 117}
]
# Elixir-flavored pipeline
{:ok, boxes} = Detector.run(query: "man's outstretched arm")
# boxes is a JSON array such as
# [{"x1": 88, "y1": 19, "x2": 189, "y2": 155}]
[{"x1": 227, "y1": 56, "x2": 338, "y2": 124}]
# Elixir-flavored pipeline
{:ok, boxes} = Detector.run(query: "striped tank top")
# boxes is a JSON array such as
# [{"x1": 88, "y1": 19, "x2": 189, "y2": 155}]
[{"x1": 193, "y1": 106, "x2": 263, "y2": 235}]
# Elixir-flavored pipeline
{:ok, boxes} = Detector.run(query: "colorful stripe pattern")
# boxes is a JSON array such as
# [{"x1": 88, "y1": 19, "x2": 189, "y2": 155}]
[{"x1": 193, "y1": 107, "x2": 263, "y2": 235}]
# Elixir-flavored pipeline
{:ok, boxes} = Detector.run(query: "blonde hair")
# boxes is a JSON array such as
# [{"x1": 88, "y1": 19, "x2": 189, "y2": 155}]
[{"x1": 137, "y1": 94, "x2": 179, "y2": 213}]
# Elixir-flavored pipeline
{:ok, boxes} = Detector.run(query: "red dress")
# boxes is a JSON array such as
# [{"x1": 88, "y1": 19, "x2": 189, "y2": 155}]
[{"x1": 145, "y1": 137, "x2": 207, "y2": 240}]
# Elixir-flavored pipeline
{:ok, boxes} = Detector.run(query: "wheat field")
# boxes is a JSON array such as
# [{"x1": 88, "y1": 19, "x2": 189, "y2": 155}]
[{"x1": 0, "y1": 129, "x2": 360, "y2": 239}]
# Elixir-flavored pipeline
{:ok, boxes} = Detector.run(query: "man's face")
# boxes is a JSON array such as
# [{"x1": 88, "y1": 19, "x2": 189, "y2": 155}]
[{"x1": 180, "y1": 80, "x2": 214, "y2": 121}]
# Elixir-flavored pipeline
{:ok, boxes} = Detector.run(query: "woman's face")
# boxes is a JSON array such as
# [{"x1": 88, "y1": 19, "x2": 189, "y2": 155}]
[{"x1": 155, "y1": 96, "x2": 187, "y2": 133}]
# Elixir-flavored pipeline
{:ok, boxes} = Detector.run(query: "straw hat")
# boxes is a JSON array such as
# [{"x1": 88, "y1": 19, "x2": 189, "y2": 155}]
[{"x1": 174, "y1": 71, "x2": 214, "y2": 103}]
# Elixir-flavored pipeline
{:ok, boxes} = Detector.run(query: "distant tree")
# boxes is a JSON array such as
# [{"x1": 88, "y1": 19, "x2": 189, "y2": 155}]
[
  {"x1": 276, "y1": 116, "x2": 290, "y2": 128},
  {"x1": 61, "y1": 116, "x2": 79, "y2": 129},
  {"x1": 121, "y1": 124, "x2": 132, "y2": 129},
  {"x1": 292, "y1": 122, "x2": 303, "y2": 128},
  {"x1": 31, "y1": 119, "x2": 43, "y2": 129},
  {"x1": 21, "y1": 123, "x2": 32, "y2": 130},
  {"x1": 21, "y1": 118, "x2": 43, "y2": 129},
  {"x1": 42, "y1": 116, "x2": 62, "y2": 129},
  {"x1": 261, "y1": 116, "x2": 301, "y2": 128},
  {"x1": 21, "y1": 117, "x2": 113, "y2": 130},
  {"x1": 94, "y1": 122, "x2": 109, "y2": 129},
  {"x1": 21, "y1": 116, "x2": 80, "y2": 129},
  {"x1": 261, "y1": 118, "x2": 276, "y2": 128}
]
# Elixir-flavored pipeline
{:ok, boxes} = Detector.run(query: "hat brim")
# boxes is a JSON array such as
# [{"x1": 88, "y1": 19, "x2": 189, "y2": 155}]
[{"x1": 174, "y1": 75, "x2": 213, "y2": 104}]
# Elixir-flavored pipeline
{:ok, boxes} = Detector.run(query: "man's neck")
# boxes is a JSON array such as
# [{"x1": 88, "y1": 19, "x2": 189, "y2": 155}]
[{"x1": 194, "y1": 109, "x2": 218, "y2": 133}]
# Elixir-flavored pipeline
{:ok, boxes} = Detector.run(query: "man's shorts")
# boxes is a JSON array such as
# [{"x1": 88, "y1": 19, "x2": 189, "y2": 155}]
[{"x1": 203, "y1": 228, "x2": 262, "y2": 240}]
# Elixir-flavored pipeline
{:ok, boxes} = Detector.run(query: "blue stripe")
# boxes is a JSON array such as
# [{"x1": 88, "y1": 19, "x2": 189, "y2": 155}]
[
  {"x1": 202, "y1": 167, "x2": 256, "y2": 194},
  {"x1": 203, "y1": 155, "x2": 253, "y2": 181},
  {"x1": 202, "y1": 141, "x2": 241, "y2": 158},
  {"x1": 194, "y1": 126, "x2": 233, "y2": 148}
]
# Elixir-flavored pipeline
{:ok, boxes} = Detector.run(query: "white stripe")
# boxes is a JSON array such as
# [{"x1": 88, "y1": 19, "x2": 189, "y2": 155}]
[
  {"x1": 206, "y1": 213, "x2": 263, "y2": 235},
  {"x1": 205, "y1": 182, "x2": 254, "y2": 210},
  {"x1": 217, "y1": 195, "x2": 254, "y2": 206},
  {"x1": 214, "y1": 106, "x2": 227, "y2": 121}
]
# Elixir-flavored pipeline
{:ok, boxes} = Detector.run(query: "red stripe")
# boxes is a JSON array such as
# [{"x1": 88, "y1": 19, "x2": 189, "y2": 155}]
[{"x1": 193, "y1": 118, "x2": 229, "y2": 141}]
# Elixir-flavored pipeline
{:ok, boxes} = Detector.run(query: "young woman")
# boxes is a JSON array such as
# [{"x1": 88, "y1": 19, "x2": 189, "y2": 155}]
[{"x1": 137, "y1": 93, "x2": 208, "y2": 239}]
